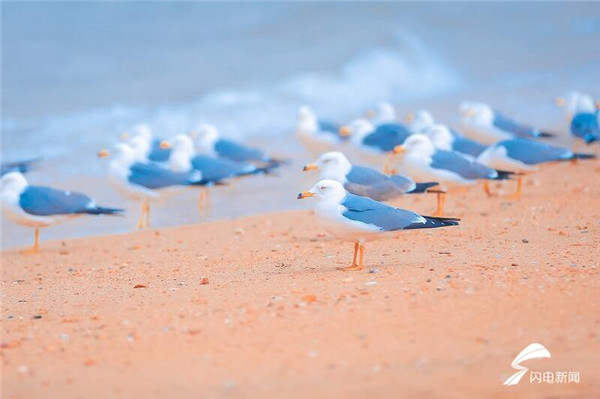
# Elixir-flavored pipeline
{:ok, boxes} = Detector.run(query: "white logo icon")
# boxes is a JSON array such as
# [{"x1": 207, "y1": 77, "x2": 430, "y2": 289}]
[{"x1": 503, "y1": 343, "x2": 551, "y2": 386}]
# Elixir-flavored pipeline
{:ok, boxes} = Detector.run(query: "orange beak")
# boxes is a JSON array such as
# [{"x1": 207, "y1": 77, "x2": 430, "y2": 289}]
[
  {"x1": 159, "y1": 140, "x2": 171, "y2": 149},
  {"x1": 555, "y1": 97, "x2": 566, "y2": 107},
  {"x1": 97, "y1": 149, "x2": 109, "y2": 158},
  {"x1": 338, "y1": 126, "x2": 351, "y2": 137},
  {"x1": 596, "y1": 100, "x2": 600, "y2": 110},
  {"x1": 303, "y1": 163, "x2": 318, "y2": 172},
  {"x1": 365, "y1": 109, "x2": 375, "y2": 119},
  {"x1": 405, "y1": 113, "x2": 414, "y2": 123},
  {"x1": 297, "y1": 191, "x2": 314, "y2": 199},
  {"x1": 393, "y1": 145, "x2": 406, "y2": 155},
  {"x1": 119, "y1": 132, "x2": 130, "y2": 141}
]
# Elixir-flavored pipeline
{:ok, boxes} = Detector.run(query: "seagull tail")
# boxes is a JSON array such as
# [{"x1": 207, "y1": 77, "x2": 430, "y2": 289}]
[
  {"x1": 406, "y1": 216, "x2": 460, "y2": 230},
  {"x1": 266, "y1": 157, "x2": 291, "y2": 168},
  {"x1": 584, "y1": 134, "x2": 598, "y2": 144},
  {"x1": 492, "y1": 169, "x2": 515, "y2": 180},
  {"x1": 406, "y1": 182, "x2": 439, "y2": 194},
  {"x1": 537, "y1": 131, "x2": 555, "y2": 138},
  {"x1": 86, "y1": 206, "x2": 124, "y2": 215},
  {"x1": 571, "y1": 152, "x2": 596, "y2": 160}
]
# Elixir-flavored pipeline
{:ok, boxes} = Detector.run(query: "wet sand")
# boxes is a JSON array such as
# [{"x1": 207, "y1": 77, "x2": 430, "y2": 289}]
[{"x1": 2, "y1": 160, "x2": 600, "y2": 398}]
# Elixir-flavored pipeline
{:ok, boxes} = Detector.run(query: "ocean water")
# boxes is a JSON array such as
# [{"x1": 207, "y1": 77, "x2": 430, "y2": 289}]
[{"x1": 2, "y1": 2, "x2": 599, "y2": 248}]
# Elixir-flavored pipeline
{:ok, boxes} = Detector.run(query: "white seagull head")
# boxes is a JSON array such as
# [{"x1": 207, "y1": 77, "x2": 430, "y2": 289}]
[
  {"x1": 297, "y1": 105, "x2": 316, "y2": 122},
  {"x1": 166, "y1": 134, "x2": 195, "y2": 173},
  {"x1": 346, "y1": 118, "x2": 375, "y2": 144},
  {"x1": 0, "y1": 171, "x2": 28, "y2": 194},
  {"x1": 298, "y1": 179, "x2": 346, "y2": 203},
  {"x1": 128, "y1": 135, "x2": 151, "y2": 162},
  {"x1": 555, "y1": 91, "x2": 596, "y2": 117},
  {"x1": 131, "y1": 124, "x2": 153, "y2": 141},
  {"x1": 304, "y1": 151, "x2": 352, "y2": 182},
  {"x1": 426, "y1": 124, "x2": 454, "y2": 151},
  {"x1": 190, "y1": 123, "x2": 219, "y2": 155},
  {"x1": 408, "y1": 109, "x2": 435, "y2": 133},
  {"x1": 368, "y1": 101, "x2": 396, "y2": 124},
  {"x1": 395, "y1": 134, "x2": 436, "y2": 157},
  {"x1": 459, "y1": 101, "x2": 493, "y2": 125}
]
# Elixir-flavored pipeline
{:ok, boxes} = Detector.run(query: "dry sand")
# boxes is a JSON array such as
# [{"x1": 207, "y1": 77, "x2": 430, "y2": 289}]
[{"x1": 2, "y1": 160, "x2": 599, "y2": 398}]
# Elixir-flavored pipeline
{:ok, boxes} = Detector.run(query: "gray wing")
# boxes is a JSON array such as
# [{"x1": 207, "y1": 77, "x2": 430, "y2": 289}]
[
  {"x1": 500, "y1": 139, "x2": 571, "y2": 165},
  {"x1": 492, "y1": 112, "x2": 537, "y2": 138},
  {"x1": 450, "y1": 129, "x2": 487, "y2": 157},
  {"x1": 128, "y1": 162, "x2": 199, "y2": 189},
  {"x1": 362, "y1": 123, "x2": 411, "y2": 152},
  {"x1": 570, "y1": 113, "x2": 599, "y2": 143},
  {"x1": 19, "y1": 186, "x2": 96, "y2": 216},
  {"x1": 191, "y1": 155, "x2": 257, "y2": 181},
  {"x1": 345, "y1": 166, "x2": 415, "y2": 201},
  {"x1": 341, "y1": 193, "x2": 426, "y2": 231},
  {"x1": 431, "y1": 150, "x2": 497, "y2": 180},
  {"x1": 214, "y1": 139, "x2": 267, "y2": 163}
]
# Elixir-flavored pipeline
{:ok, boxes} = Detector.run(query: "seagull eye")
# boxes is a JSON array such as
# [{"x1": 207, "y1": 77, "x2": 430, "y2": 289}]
[{"x1": 320, "y1": 186, "x2": 327, "y2": 190}]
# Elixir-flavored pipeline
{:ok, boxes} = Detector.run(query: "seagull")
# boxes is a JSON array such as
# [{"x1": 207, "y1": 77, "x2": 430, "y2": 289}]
[
  {"x1": 1, "y1": 172, "x2": 123, "y2": 254},
  {"x1": 365, "y1": 101, "x2": 397, "y2": 125},
  {"x1": 393, "y1": 134, "x2": 513, "y2": 215},
  {"x1": 406, "y1": 109, "x2": 435, "y2": 133},
  {"x1": 459, "y1": 101, "x2": 554, "y2": 145},
  {"x1": 555, "y1": 91, "x2": 596, "y2": 123},
  {"x1": 1, "y1": 158, "x2": 39, "y2": 176},
  {"x1": 342, "y1": 118, "x2": 412, "y2": 173},
  {"x1": 98, "y1": 143, "x2": 212, "y2": 229},
  {"x1": 426, "y1": 124, "x2": 488, "y2": 158},
  {"x1": 295, "y1": 105, "x2": 348, "y2": 155},
  {"x1": 302, "y1": 151, "x2": 440, "y2": 203},
  {"x1": 477, "y1": 138, "x2": 596, "y2": 199},
  {"x1": 570, "y1": 110, "x2": 599, "y2": 147},
  {"x1": 164, "y1": 134, "x2": 274, "y2": 212},
  {"x1": 122, "y1": 124, "x2": 171, "y2": 163},
  {"x1": 191, "y1": 123, "x2": 283, "y2": 166},
  {"x1": 297, "y1": 179, "x2": 459, "y2": 271}
]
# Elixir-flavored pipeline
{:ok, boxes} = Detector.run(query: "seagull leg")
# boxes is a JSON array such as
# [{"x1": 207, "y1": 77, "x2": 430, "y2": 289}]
[
  {"x1": 137, "y1": 203, "x2": 146, "y2": 229},
  {"x1": 21, "y1": 227, "x2": 40, "y2": 255},
  {"x1": 504, "y1": 176, "x2": 523, "y2": 200},
  {"x1": 337, "y1": 243, "x2": 360, "y2": 271},
  {"x1": 483, "y1": 181, "x2": 495, "y2": 197},
  {"x1": 433, "y1": 192, "x2": 446, "y2": 217},
  {"x1": 205, "y1": 188, "x2": 212, "y2": 214},
  {"x1": 145, "y1": 203, "x2": 151, "y2": 228}
]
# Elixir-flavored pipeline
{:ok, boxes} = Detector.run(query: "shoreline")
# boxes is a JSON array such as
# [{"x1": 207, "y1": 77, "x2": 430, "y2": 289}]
[{"x1": 2, "y1": 160, "x2": 600, "y2": 398}]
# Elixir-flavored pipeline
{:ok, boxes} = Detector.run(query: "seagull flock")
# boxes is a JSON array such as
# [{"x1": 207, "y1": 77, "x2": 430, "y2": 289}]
[{"x1": 2, "y1": 90, "x2": 598, "y2": 270}]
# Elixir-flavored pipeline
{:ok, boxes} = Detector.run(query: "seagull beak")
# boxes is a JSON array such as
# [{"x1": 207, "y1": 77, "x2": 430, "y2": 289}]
[
  {"x1": 365, "y1": 109, "x2": 375, "y2": 119},
  {"x1": 119, "y1": 132, "x2": 130, "y2": 141},
  {"x1": 405, "y1": 113, "x2": 414, "y2": 123},
  {"x1": 97, "y1": 149, "x2": 109, "y2": 158},
  {"x1": 393, "y1": 145, "x2": 406, "y2": 155},
  {"x1": 338, "y1": 126, "x2": 351, "y2": 137},
  {"x1": 596, "y1": 101, "x2": 600, "y2": 110},
  {"x1": 555, "y1": 97, "x2": 566, "y2": 107},
  {"x1": 303, "y1": 163, "x2": 318, "y2": 172},
  {"x1": 297, "y1": 191, "x2": 314, "y2": 199},
  {"x1": 188, "y1": 130, "x2": 198, "y2": 139},
  {"x1": 159, "y1": 140, "x2": 171, "y2": 149}
]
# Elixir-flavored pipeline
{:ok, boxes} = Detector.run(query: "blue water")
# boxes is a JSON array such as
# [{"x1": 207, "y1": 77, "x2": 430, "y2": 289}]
[{"x1": 1, "y1": 2, "x2": 599, "y2": 248}]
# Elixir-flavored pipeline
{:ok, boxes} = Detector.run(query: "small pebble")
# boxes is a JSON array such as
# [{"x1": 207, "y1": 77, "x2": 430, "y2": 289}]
[
  {"x1": 522, "y1": 238, "x2": 529, "y2": 243},
  {"x1": 369, "y1": 268, "x2": 378, "y2": 274}
]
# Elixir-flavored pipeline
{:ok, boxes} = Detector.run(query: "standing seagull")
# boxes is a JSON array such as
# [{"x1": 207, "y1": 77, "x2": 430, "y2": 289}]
[
  {"x1": 365, "y1": 102, "x2": 397, "y2": 125},
  {"x1": 295, "y1": 106, "x2": 348, "y2": 155},
  {"x1": 459, "y1": 101, "x2": 554, "y2": 145},
  {"x1": 555, "y1": 91, "x2": 596, "y2": 124},
  {"x1": 1, "y1": 172, "x2": 123, "y2": 254},
  {"x1": 303, "y1": 151, "x2": 439, "y2": 202},
  {"x1": 477, "y1": 138, "x2": 596, "y2": 199},
  {"x1": 191, "y1": 123, "x2": 282, "y2": 166},
  {"x1": 297, "y1": 179, "x2": 459, "y2": 271},
  {"x1": 426, "y1": 124, "x2": 488, "y2": 158},
  {"x1": 98, "y1": 143, "x2": 212, "y2": 229},
  {"x1": 394, "y1": 134, "x2": 512, "y2": 215}
]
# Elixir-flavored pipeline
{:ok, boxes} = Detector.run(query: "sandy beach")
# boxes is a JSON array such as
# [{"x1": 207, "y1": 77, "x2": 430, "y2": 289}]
[{"x1": 2, "y1": 160, "x2": 599, "y2": 398}]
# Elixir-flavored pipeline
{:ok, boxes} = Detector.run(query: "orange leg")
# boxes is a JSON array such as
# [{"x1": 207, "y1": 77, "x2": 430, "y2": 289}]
[
  {"x1": 504, "y1": 176, "x2": 523, "y2": 201},
  {"x1": 21, "y1": 227, "x2": 40, "y2": 255},
  {"x1": 145, "y1": 203, "x2": 151, "y2": 228},
  {"x1": 337, "y1": 243, "x2": 363, "y2": 271},
  {"x1": 483, "y1": 181, "x2": 495, "y2": 197},
  {"x1": 433, "y1": 192, "x2": 446, "y2": 217}
]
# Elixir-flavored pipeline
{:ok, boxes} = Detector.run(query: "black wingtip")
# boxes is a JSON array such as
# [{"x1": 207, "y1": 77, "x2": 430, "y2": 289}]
[
  {"x1": 584, "y1": 135, "x2": 599, "y2": 144},
  {"x1": 88, "y1": 207, "x2": 125, "y2": 215},
  {"x1": 407, "y1": 182, "x2": 439, "y2": 194},
  {"x1": 572, "y1": 152, "x2": 596, "y2": 160},
  {"x1": 493, "y1": 169, "x2": 515, "y2": 180},
  {"x1": 538, "y1": 131, "x2": 555, "y2": 138}
]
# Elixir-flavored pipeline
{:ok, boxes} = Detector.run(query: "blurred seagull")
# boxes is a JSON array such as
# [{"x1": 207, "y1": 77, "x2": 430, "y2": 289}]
[
  {"x1": 365, "y1": 101, "x2": 397, "y2": 125},
  {"x1": 570, "y1": 110, "x2": 599, "y2": 147},
  {"x1": 297, "y1": 179, "x2": 459, "y2": 271},
  {"x1": 393, "y1": 134, "x2": 512, "y2": 215},
  {"x1": 342, "y1": 118, "x2": 412, "y2": 173},
  {"x1": 406, "y1": 109, "x2": 435, "y2": 133},
  {"x1": 122, "y1": 124, "x2": 171, "y2": 163},
  {"x1": 303, "y1": 151, "x2": 440, "y2": 202},
  {"x1": 477, "y1": 138, "x2": 596, "y2": 199},
  {"x1": 191, "y1": 123, "x2": 283, "y2": 166},
  {"x1": 1, "y1": 172, "x2": 122, "y2": 254},
  {"x1": 459, "y1": 101, "x2": 554, "y2": 145},
  {"x1": 426, "y1": 124, "x2": 488, "y2": 158},
  {"x1": 295, "y1": 105, "x2": 348, "y2": 155},
  {"x1": 1, "y1": 158, "x2": 39, "y2": 176},
  {"x1": 165, "y1": 134, "x2": 274, "y2": 212},
  {"x1": 98, "y1": 143, "x2": 211, "y2": 229},
  {"x1": 555, "y1": 91, "x2": 596, "y2": 123}
]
